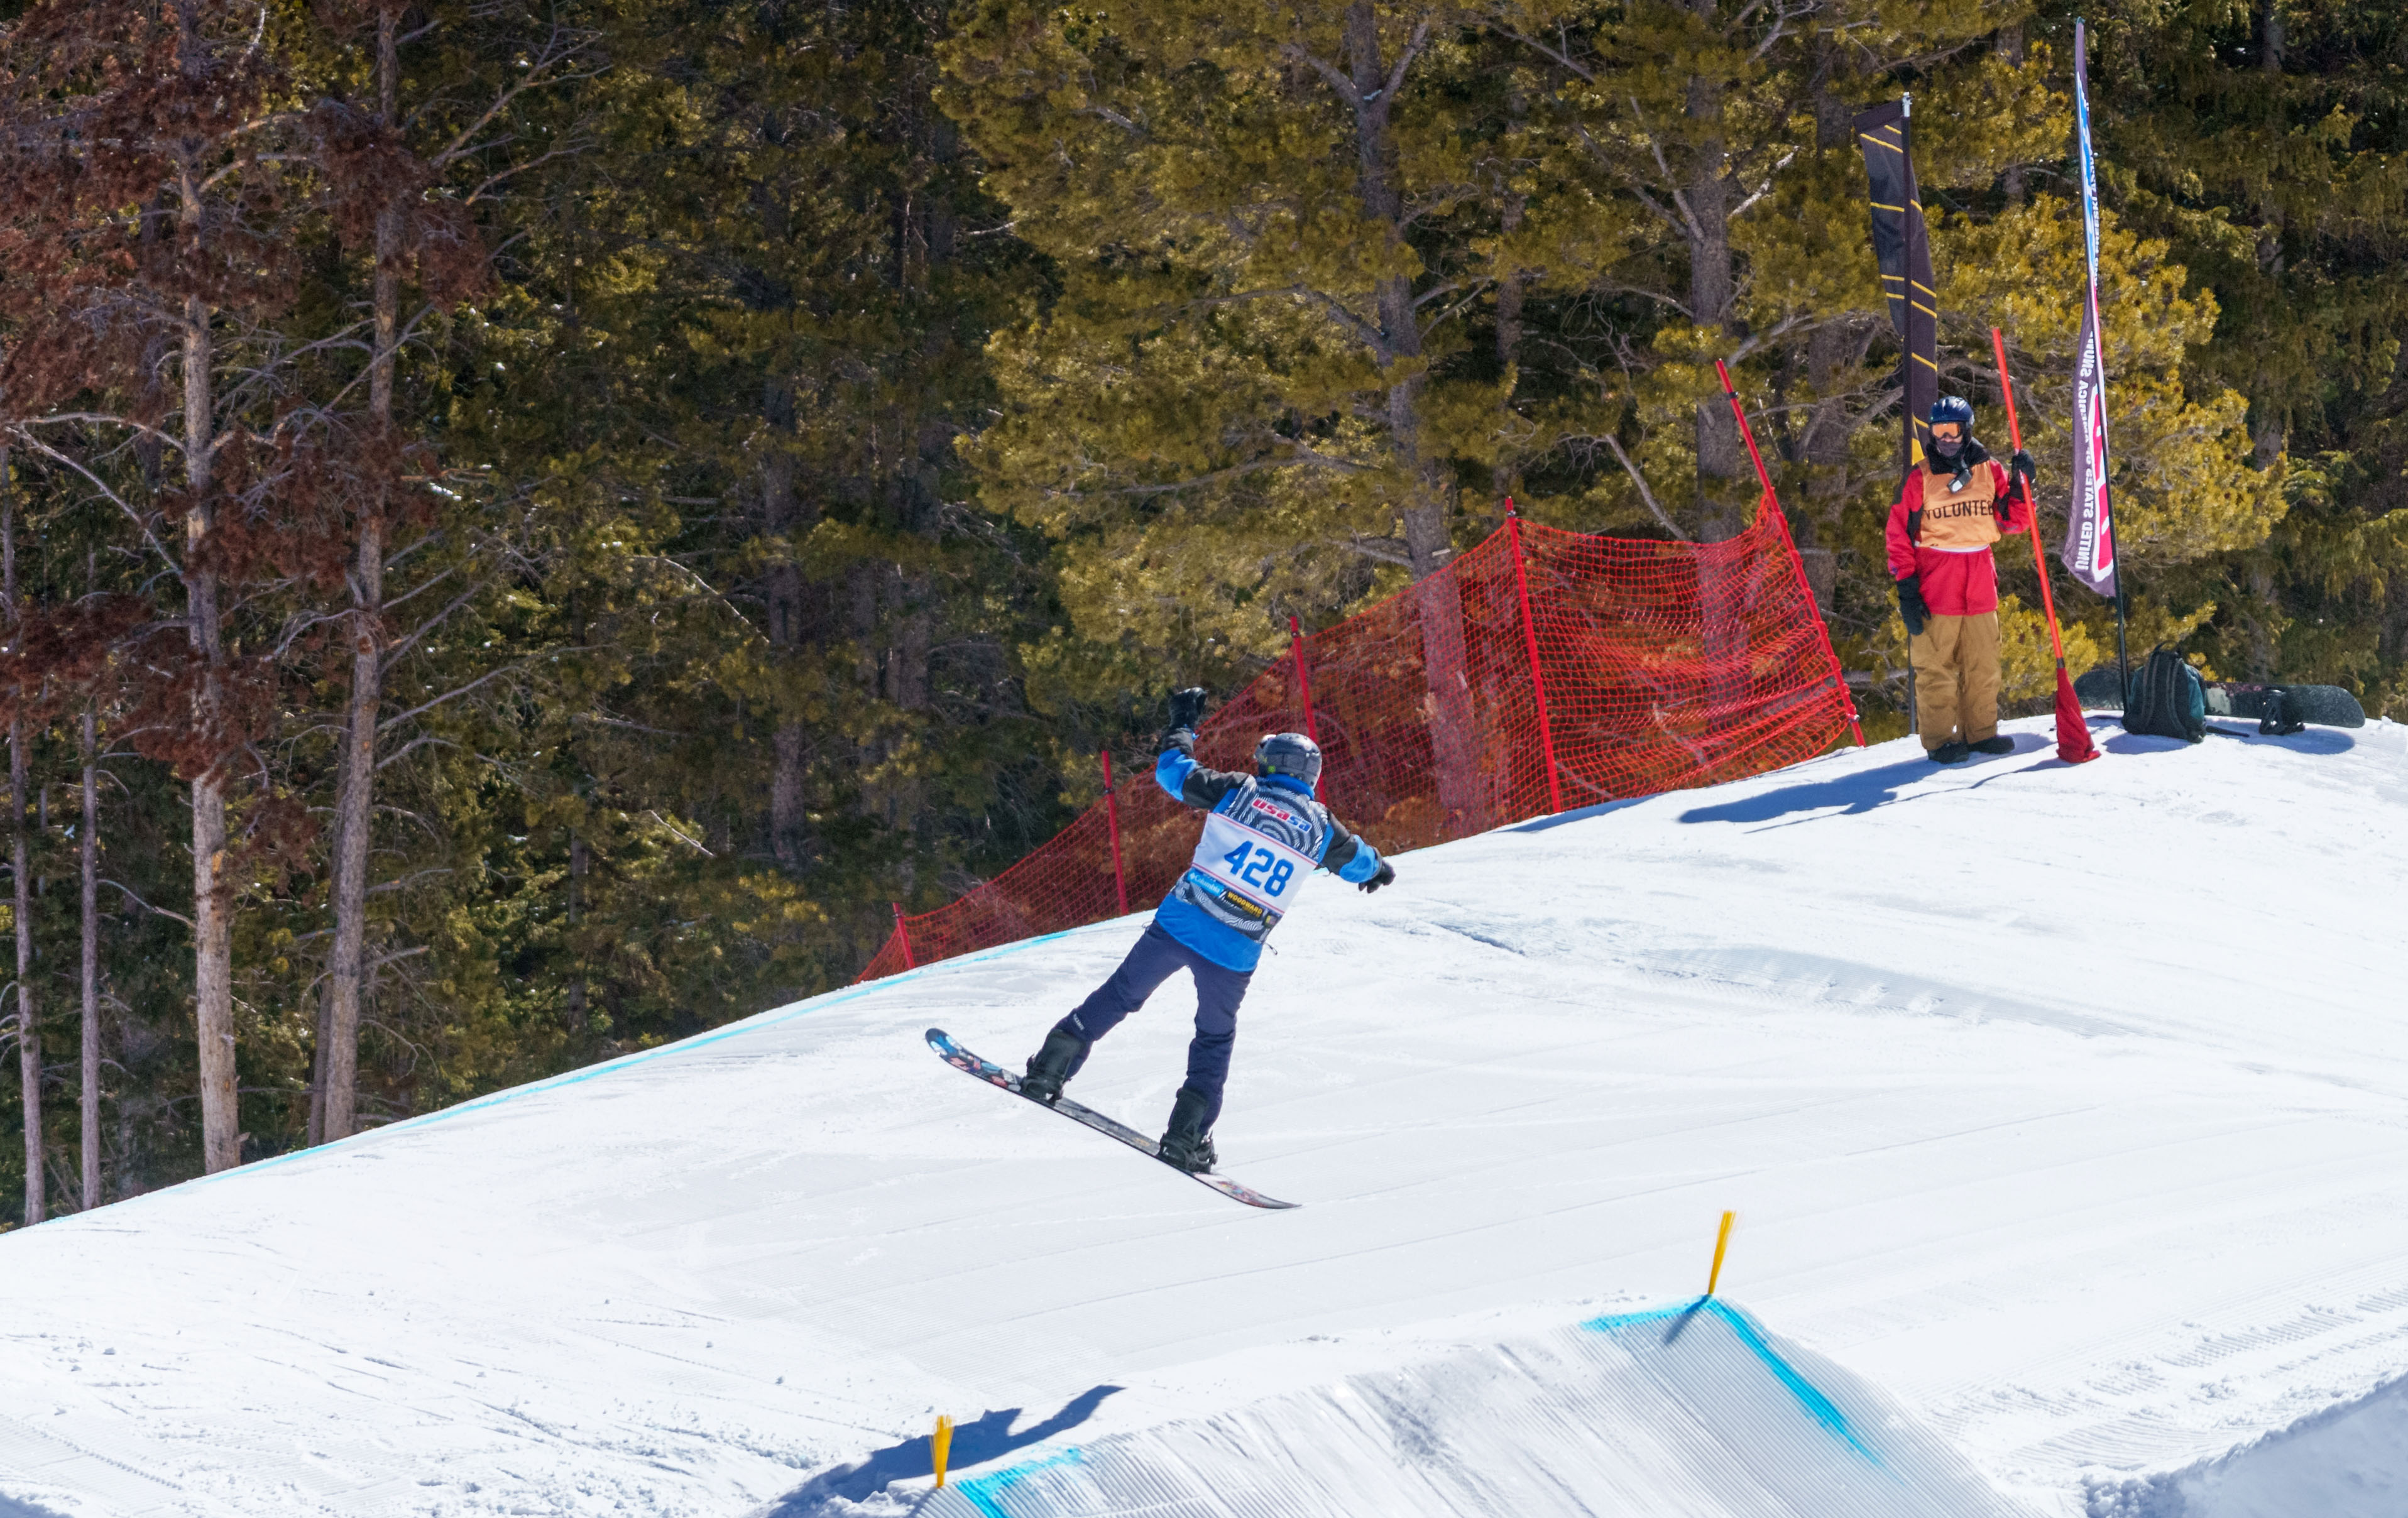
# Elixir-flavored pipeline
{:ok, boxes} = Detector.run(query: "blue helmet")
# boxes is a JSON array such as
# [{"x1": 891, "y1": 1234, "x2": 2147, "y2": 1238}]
[
  {"x1": 1929, "y1": 395, "x2": 1974, "y2": 429},
  {"x1": 1254, "y1": 731, "x2": 1322, "y2": 789}
]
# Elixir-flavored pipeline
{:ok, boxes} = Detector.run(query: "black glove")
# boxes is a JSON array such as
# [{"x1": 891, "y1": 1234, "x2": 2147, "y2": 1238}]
[
  {"x1": 1160, "y1": 726, "x2": 1196, "y2": 757},
  {"x1": 2009, "y1": 449, "x2": 2036, "y2": 489},
  {"x1": 1357, "y1": 860, "x2": 1396, "y2": 894},
  {"x1": 1896, "y1": 575, "x2": 1929, "y2": 638},
  {"x1": 1167, "y1": 687, "x2": 1208, "y2": 731}
]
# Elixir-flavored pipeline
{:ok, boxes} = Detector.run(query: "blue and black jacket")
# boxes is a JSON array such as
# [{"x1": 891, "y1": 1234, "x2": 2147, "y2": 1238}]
[{"x1": 1150, "y1": 731, "x2": 1385, "y2": 972}]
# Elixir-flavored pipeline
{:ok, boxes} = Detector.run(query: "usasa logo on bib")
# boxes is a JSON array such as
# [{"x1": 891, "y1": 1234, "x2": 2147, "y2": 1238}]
[{"x1": 1252, "y1": 799, "x2": 1300, "y2": 826}]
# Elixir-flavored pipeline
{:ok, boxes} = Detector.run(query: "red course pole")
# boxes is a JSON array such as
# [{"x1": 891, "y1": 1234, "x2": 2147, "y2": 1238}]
[
  {"x1": 1288, "y1": 615, "x2": 1324, "y2": 799},
  {"x1": 1101, "y1": 749, "x2": 1128, "y2": 915},
  {"x1": 1714, "y1": 359, "x2": 1868, "y2": 748},
  {"x1": 890, "y1": 901, "x2": 915, "y2": 969},
  {"x1": 1991, "y1": 327, "x2": 2067, "y2": 659},
  {"x1": 1504, "y1": 501, "x2": 1565, "y2": 815},
  {"x1": 1992, "y1": 326, "x2": 2099, "y2": 765}
]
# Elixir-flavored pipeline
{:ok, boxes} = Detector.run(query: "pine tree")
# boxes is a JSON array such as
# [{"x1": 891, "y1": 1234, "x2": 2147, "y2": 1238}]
[
  {"x1": 0, "y1": 0, "x2": 350, "y2": 1171},
  {"x1": 2084, "y1": 0, "x2": 2408, "y2": 707}
]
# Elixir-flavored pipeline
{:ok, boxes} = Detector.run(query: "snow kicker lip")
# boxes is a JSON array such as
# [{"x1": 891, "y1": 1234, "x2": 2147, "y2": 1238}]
[
  {"x1": 906, "y1": 1300, "x2": 2034, "y2": 1518},
  {"x1": 1580, "y1": 1297, "x2": 1881, "y2": 1464}
]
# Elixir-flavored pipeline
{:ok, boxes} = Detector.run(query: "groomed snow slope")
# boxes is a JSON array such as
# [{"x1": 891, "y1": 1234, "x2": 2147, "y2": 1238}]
[{"x1": 5, "y1": 716, "x2": 2408, "y2": 1518}]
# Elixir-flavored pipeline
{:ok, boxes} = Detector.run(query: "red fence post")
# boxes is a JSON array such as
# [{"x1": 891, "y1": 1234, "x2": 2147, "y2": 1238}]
[
  {"x1": 1102, "y1": 749, "x2": 1128, "y2": 915},
  {"x1": 1504, "y1": 501, "x2": 1565, "y2": 815},
  {"x1": 891, "y1": 902, "x2": 915, "y2": 969},
  {"x1": 1288, "y1": 614, "x2": 1324, "y2": 798},
  {"x1": 1712, "y1": 359, "x2": 1868, "y2": 749}
]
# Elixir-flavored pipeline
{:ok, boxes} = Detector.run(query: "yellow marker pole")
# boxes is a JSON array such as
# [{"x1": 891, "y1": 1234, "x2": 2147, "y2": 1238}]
[
  {"x1": 933, "y1": 1414, "x2": 954, "y2": 1489},
  {"x1": 1705, "y1": 1211, "x2": 1737, "y2": 1296}
]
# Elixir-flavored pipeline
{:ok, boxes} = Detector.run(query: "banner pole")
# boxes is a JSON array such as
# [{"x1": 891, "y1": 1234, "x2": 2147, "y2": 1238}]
[
  {"x1": 2115, "y1": 585, "x2": 2130, "y2": 691},
  {"x1": 1503, "y1": 502, "x2": 1566, "y2": 814},
  {"x1": 1900, "y1": 92, "x2": 1919, "y2": 740},
  {"x1": 1714, "y1": 361, "x2": 1866, "y2": 748},
  {"x1": 2072, "y1": 18, "x2": 2131, "y2": 700},
  {"x1": 1102, "y1": 750, "x2": 1128, "y2": 915}
]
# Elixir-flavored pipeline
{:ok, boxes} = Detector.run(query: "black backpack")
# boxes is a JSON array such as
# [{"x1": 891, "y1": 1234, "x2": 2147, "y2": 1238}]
[{"x1": 2124, "y1": 644, "x2": 2206, "y2": 743}]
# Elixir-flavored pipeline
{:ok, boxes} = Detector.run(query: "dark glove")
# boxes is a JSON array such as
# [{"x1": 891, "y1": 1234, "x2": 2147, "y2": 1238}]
[
  {"x1": 1357, "y1": 860, "x2": 1396, "y2": 894},
  {"x1": 2009, "y1": 449, "x2": 2036, "y2": 489},
  {"x1": 1167, "y1": 687, "x2": 1208, "y2": 731},
  {"x1": 1896, "y1": 575, "x2": 1929, "y2": 638},
  {"x1": 1160, "y1": 726, "x2": 1196, "y2": 757}
]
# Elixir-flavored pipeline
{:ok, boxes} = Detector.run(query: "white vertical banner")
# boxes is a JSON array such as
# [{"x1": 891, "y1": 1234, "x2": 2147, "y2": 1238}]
[{"x1": 2062, "y1": 19, "x2": 2120, "y2": 599}]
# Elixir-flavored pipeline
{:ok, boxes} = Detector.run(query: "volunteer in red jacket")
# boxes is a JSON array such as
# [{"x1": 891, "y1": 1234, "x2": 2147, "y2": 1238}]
[{"x1": 1887, "y1": 395, "x2": 2037, "y2": 764}]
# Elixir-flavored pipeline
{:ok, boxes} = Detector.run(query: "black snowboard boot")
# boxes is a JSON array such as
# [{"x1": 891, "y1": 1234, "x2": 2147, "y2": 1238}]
[
  {"x1": 1156, "y1": 1086, "x2": 1218, "y2": 1174},
  {"x1": 1930, "y1": 741, "x2": 1971, "y2": 765},
  {"x1": 1020, "y1": 1027, "x2": 1088, "y2": 1106},
  {"x1": 1969, "y1": 734, "x2": 2015, "y2": 755}
]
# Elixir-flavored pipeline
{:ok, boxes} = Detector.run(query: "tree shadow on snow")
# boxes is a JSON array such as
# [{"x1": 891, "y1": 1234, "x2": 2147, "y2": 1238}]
[
  {"x1": 1674, "y1": 731, "x2": 2057, "y2": 827},
  {"x1": 766, "y1": 1384, "x2": 1124, "y2": 1515},
  {"x1": 2106, "y1": 725, "x2": 2356, "y2": 756}
]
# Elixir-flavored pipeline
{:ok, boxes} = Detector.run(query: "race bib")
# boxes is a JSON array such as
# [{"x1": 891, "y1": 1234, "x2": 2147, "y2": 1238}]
[{"x1": 1188, "y1": 809, "x2": 1318, "y2": 925}]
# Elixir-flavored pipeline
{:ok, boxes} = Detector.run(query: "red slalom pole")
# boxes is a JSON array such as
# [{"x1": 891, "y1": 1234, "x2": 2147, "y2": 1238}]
[
  {"x1": 1504, "y1": 501, "x2": 1565, "y2": 814},
  {"x1": 1991, "y1": 327, "x2": 2099, "y2": 765},
  {"x1": 1101, "y1": 749, "x2": 1128, "y2": 915},
  {"x1": 1714, "y1": 360, "x2": 1866, "y2": 748}
]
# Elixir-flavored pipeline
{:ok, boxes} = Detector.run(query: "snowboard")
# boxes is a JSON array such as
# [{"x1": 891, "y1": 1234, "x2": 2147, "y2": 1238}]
[
  {"x1": 2073, "y1": 667, "x2": 2365, "y2": 728},
  {"x1": 927, "y1": 1028, "x2": 1299, "y2": 1210}
]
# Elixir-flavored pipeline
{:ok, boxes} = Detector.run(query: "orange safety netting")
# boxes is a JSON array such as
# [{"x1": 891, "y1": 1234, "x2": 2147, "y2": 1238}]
[{"x1": 860, "y1": 503, "x2": 1859, "y2": 981}]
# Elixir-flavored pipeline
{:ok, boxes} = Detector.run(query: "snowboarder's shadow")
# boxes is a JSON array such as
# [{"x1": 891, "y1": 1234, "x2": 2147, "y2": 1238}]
[{"x1": 766, "y1": 1384, "x2": 1123, "y2": 1514}]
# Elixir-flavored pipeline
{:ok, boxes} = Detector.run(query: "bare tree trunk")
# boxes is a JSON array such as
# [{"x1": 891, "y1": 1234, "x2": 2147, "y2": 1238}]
[
  {"x1": 759, "y1": 380, "x2": 818, "y2": 875},
  {"x1": 79, "y1": 704, "x2": 98, "y2": 1209},
  {"x1": 565, "y1": 832, "x2": 588, "y2": 1030},
  {"x1": 1683, "y1": 41, "x2": 1753, "y2": 729},
  {"x1": 1998, "y1": 24, "x2": 2027, "y2": 205},
  {"x1": 183, "y1": 276, "x2": 238, "y2": 1174},
  {"x1": 11, "y1": 713, "x2": 35, "y2": 1225},
  {"x1": 6, "y1": 489, "x2": 40, "y2": 1225},
  {"x1": 1686, "y1": 85, "x2": 1743, "y2": 535},
  {"x1": 1338, "y1": 0, "x2": 1480, "y2": 831},
  {"x1": 318, "y1": 8, "x2": 405, "y2": 1145}
]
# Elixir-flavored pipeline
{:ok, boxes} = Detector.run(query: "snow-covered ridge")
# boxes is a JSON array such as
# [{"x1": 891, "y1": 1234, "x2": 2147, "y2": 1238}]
[{"x1": 4, "y1": 717, "x2": 2407, "y2": 1517}]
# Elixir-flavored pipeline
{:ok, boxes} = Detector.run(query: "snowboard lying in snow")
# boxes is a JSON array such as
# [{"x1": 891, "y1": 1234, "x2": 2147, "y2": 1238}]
[
  {"x1": 2074, "y1": 667, "x2": 2365, "y2": 728},
  {"x1": 928, "y1": 1028, "x2": 1299, "y2": 1210}
]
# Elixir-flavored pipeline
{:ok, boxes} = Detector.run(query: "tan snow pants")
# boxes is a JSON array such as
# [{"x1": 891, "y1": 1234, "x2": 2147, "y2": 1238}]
[{"x1": 1911, "y1": 611, "x2": 2001, "y2": 750}]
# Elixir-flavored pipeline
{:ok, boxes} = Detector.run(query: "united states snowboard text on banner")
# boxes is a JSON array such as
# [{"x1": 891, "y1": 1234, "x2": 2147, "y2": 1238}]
[{"x1": 2062, "y1": 19, "x2": 2120, "y2": 599}]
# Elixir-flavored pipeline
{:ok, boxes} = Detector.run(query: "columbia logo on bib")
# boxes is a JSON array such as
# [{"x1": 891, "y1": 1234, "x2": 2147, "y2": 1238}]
[{"x1": 1174, "y1": 782, "x2": 1330, "y2": 944}]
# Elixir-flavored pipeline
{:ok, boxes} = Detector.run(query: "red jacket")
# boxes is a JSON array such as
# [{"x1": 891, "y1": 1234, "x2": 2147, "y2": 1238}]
[{"x1": 1885, "y1": 459, "x2": 2032, "y2": 617}]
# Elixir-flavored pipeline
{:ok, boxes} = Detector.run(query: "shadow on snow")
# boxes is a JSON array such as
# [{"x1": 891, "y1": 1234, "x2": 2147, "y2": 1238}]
[{"x1": 766, "y1": 1384, "x2": 1124, "y2": 1515}]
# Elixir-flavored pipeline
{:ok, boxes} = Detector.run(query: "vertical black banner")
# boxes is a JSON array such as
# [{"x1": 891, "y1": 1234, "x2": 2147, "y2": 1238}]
[{"x1": 1854, "y1": 99, "x2": 1940, "y2": 477}]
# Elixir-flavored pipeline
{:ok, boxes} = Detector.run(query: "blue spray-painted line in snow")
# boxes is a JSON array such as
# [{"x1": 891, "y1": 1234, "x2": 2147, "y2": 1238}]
[
  {"x1": 1582, "y1": 1297, "x2": 1881, "y2": 1464},
  {"x1": 947, "y1": 1445, "x2": 1088, "y2": 1517},
  {"x1": 130, "y1": 918, "x2": 1129, "y2": 1204}
]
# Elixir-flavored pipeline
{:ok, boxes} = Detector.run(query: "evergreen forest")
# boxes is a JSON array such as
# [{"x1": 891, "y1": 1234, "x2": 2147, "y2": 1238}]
[{"x1": 1, "y1": 0, "x2": 2401, "y2": 1223}]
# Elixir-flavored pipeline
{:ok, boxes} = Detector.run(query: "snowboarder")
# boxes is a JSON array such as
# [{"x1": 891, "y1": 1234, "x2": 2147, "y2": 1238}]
[
  {"x1": 1888, "y1": 395, "x2": 2037, "y2": 763},
  {"x1": 1019, "y1": 687, "x2": 1396, "y2": 1172}
]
